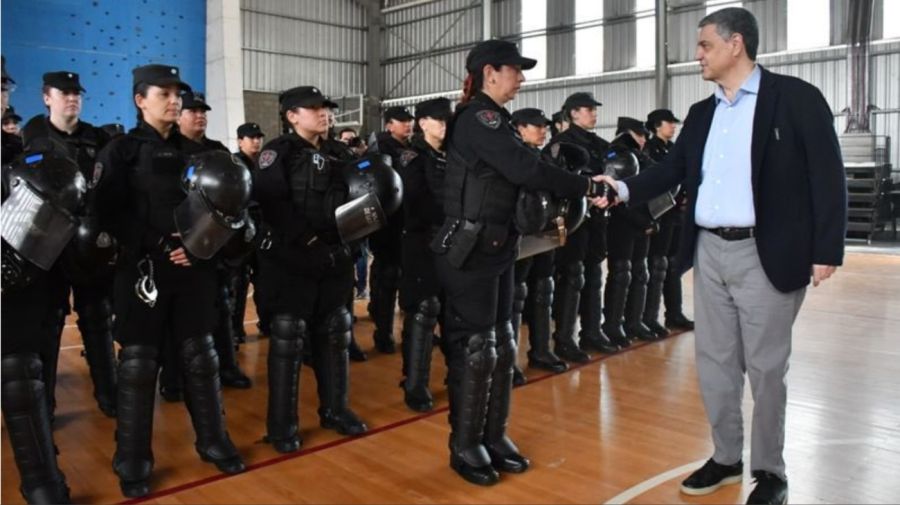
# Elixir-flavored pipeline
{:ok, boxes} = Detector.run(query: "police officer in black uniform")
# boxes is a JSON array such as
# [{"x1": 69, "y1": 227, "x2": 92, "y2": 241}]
[
  {"x1": 2, "y1": 151, "x2": 81, "y2": 504},
  {"x1": 394, "y1": 97, "x2": 451, "y2": 412},
  {"x1": 547, "y1": 92, "x2": 621, "y2": 358},
  {"x1": 509, "y1": 108, "x2": 568, "y2": 381},
  {"x1": 3, "y1": 105, "x2": 23, "y2": 135},
  {"x1": 644, "y1": 109, "x2": 694, "y2": 331},
  {"x1": 20, "y1": 71, "x2": 118, "y2": 417},
  {"x1": 254, "y1": 86, "x2": 369, "y2": 454},
  {"x1": 95, "y1": 64, "x2": 246, "y2": 497},
  {"x1": 2, "y1": 56, "x2": 23, "y2": 171},
  {"x1": 178, "y1": 90, "x2": 253, "y2": 390},
  {"x1": 366, "y1": 105, "x2": 413, "y2": 353},
  {"x1": 435, "y1": 40, "x2": 609, "y2": 486},
  {"x1": 602, "y1": 117, "x2": 660, "y2": 346},
  {"x1": 233, "y1": 121, "x2": 266, "y2": 342}
]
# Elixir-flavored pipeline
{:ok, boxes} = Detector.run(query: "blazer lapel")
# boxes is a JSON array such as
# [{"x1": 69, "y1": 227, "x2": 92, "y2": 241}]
[{"x1": 752, "y1": 67, "x2": 778, "y2": 191}]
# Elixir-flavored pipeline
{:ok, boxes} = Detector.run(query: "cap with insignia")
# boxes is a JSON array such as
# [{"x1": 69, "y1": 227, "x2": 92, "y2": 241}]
[
  {"x1": 43, "y1": 71, "x2": 86, "y2": 92},
  {"x1": 645, "y1": 109, "x2": 681, "y2": 131},
  {"x1": 279, "y1": 86, "x2": 338, "y2": 112},
  {"x1": 511, "y1": 108, "x2": 551, "y2": 127},
  {"x1": 132, "y1": 64, "x2": 191, "y2": 92},
  {"x1": 181, "y1": 90, "x2": 211, "y2": 111},
  {"x1": 465, "y1": 39, "x2": 537, "y2": 74},
  {"x1": 3, "y1": 106, "x2": 22, "y2": 123},
  {"x1": 616, "y1": 116, "x2": 651, "y2": 137},
  {"x1": 563, "y1": 92, "x2": 603, "y2": 111},
  {"x1": 236, "y1": 122, "x2": 264, "y2": 138},
  {"x1": 414, "y1": 98, "x2": 452, "y2": 121},
  {"x1": 384, "y1": 105, "x2": 414, "y2": 123}
]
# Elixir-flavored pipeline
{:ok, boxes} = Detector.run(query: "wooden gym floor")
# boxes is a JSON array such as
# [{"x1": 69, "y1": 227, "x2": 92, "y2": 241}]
[{"x1": 2, "y1": 251, "x2": 899, "y2": 504}]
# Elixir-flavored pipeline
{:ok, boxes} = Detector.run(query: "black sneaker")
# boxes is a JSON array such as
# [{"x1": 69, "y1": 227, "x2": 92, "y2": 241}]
[
  {"x1": 746, "y1": 471, "x2": 787, "y2": 505},
  {"x1": 680, "y1": 458, "x2": 743, "y2": 496}
]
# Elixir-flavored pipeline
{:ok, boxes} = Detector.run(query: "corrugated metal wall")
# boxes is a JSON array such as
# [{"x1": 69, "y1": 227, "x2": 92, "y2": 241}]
[
  {"x1": 241, "y1": 0, "x2": 366, "y2": 96},
  {"x1": 382, "y1": 0, "x2": 523, "y2": 98}
]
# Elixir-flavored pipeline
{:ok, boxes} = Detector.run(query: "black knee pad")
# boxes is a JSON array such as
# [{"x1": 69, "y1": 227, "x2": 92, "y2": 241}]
[
  {"x1": 562, "y1": 262, "x2": 585, "y2": 290},
  {"x1": 609, "y1": 259, "x2": 632, "y2": 284},
  {"x1": 76, "y1": 299, "x2": 114, "y2": 334},
  {"x1": 270, "y1": 315, "x2": 306, "y2": 358},
  {"x1": 322, "y1": 307, "x2": 352, "y2": 351},
  {"x1": 270, "y1": 315, "x2": 306, "y2": 341},
  {"x1": 416, "y1": 296, "x2": 441, "y2": 322},
  {"x1": 532, "y1": 277, "x2": 554, "y2": 306},
  {"x1": 1, "y1": 353, "x2": 43, "y2": 384},
  {"x1": 180, "y1": 335, "x2": 218, "y2": 375},
  {"x1": 117, "y1": 345, "x2": 159, "y2": 385},
  {"x1": 631, "y1": 259, "x2": 649, "y2": 285},
  {"x1": 462, "y1": 330, "x2": 497, "y2": 376},
  {"x1": 512, "y1": 282, "x2": 528, "y2": 314},
  {"x1": 118, "y1": 345, "x2": 158, "y2": 363},
  {"x1": 494, "y1": 321, "x2": 516, "y2": 367},
  {"x1": 649, "y1": 256, "x2": 668, "y2": 276}
]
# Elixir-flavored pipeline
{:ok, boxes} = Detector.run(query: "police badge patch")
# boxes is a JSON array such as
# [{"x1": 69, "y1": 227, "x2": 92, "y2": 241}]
[
  {"x1": 259, "y1": 149, "x2": 277, "y2": 169},
  {"x1": 399, "y1": 149, "x2": 418, "y2": 167},
  {"x1": 476, "y1": 110, "x2": 501, "y2": 129}
]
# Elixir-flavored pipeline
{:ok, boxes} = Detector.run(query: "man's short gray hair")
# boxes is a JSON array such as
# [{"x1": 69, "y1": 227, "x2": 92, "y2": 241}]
[{"x1": 699, "y1": 7, "x2": 760, "y2": 60}]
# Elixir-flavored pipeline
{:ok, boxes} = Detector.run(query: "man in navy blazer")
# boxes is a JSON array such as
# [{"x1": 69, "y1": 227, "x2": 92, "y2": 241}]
[{"x1": 597, "y1": 7, "x2": 847, "y2": 505}]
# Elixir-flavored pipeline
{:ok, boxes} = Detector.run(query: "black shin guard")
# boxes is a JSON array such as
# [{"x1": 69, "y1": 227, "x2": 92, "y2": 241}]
[
  {"x1": 602, "y1": 259, "x2": 632, "y2": 348},
  {"x1": 401, "y1": 297, "x2": 439, "y2": 412},
  {"x1": 553, "y1": 262, "x2": 590, "y2": 363},
  {"x1": 446, "y1": 330, "x2": 499, "y2": 486},
  {"x1": 2, "y1": 354, "x2": 71, "y2": 505},
  {"x1": 643, "y1": 256, "x2": 670, "y2": 337},
  {"x1": 265, "y1": 315, "x2": 305, "y2": 453},
  {"x1": 113, "y1": 346, "x2": 159, "y2": 498},
  {"x1": 527, "y1": 277, "x2": 567, "y2": 373},
  {"x1": 181, "y1": 335, "x2": 245, "y2": 475},
  {"x1": 315, "y1": 308, "x2": 367, "y2": 435},
  {"x1": 484, "y1": 322, "x2": 530, "y2": 474},
  {"x1": 77, "y1": 297, "x2": 118, "y2": 417}
]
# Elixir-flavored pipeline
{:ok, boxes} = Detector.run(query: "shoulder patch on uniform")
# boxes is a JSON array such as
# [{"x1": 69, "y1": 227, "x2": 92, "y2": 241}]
[
  {"x1": 90, "y1": 161, "x2": 103, "y2": 188},
  {"x1": 259, "y1": 149, "x2": 278, "y2": 169},
  {"x1": 399, "y1": 149, "x2": 418, "y2": 167},
  {"x1": 476, "y1": 109, "x2": 502, "y2": 129}
]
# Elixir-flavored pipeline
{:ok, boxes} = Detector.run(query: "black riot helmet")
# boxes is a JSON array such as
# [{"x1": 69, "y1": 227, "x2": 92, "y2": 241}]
[
  {"x1": 1, "y1": 150, "x2": 86, "y2": 288},
  {"x1": 602, "y1": 144, "x2": 640, "y2": 180},
  {"x1": 335, "y1": 154, "x2": 404, "y2": 243},
  {"x1": 173, "y1": 150, "x2": 253, "y2": 259},
  {"x1": 59, "y1": 215, "x2": 117, "y2": 285},
  {"x1": 517, "y1": 194, "x2": 588, "y2": 260},
  {"x1": 545, "y1": 141, "x2": 591, "y2": 174}
]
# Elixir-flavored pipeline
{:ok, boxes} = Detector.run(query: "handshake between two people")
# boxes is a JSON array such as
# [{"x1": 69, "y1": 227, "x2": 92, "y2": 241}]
[{"x1": 588, "y1": 175, "x2": 621, "y2": 209}]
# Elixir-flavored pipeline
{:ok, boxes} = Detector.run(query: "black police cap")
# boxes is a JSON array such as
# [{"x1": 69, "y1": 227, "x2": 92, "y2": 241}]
[
  {"x1": 182, "y1": 90, "x2": 211, "y2": 111},
  {"x1": 563, "y1": 92, "x2": 603, "y2": 111},
  {"x1": 279, "y1": 86, "x2": 338, "y2": 112},
  {"x1": 132, "y1": 64, "x2": 191, "y2": 92},
  {"x1": 236, "y1": 122, "x2": 264, "y2": 138},
  {"x1": 616, "y1": 116, "x2": 651, "y2": 136},
  {"x1": 466, "y1": 39, "x2": 537, "y2": 74},
  {"x1": 646, "y1": 109, "x2": 681, "y2": 130},
  {"x1": 414, "y1": 98, "x2": 452, "y2": 121},
  {"x1": 43, "y1": 71, "x2": 86, "y2": 92},
  {"x1": 384, "y1": 105, "x2": 414, "y2": 123},
  {"x1": 2, "y1": 55, "x2": 15, "y2": 85},
  {"x1": 511, "y1": 108, "x2": 551, "y2": 127},
  {"x1": 3, "y1": 106, "x2": 22, "y2": 123}
]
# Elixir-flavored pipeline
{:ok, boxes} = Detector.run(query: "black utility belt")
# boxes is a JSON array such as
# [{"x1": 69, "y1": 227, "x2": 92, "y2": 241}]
[{"x1": 701, "y1": 226, "x2": 755, "y2": 241}]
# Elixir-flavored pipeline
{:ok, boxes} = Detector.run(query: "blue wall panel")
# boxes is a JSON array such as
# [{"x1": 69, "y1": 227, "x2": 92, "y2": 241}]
[{"x1": 2, "y1": 0, "x2": 205, "y2": 128}]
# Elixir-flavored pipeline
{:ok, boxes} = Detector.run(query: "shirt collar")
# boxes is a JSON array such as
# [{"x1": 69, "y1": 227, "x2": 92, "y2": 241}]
[{"x1": 714, "y1": 64, "x2": 761, "y2": 105}]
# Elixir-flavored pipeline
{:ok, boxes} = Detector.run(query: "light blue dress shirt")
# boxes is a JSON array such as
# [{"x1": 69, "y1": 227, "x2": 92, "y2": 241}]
[
  {"x1": 617, "y1": 65, "x2": 760, "y2": 229},
  {"x1": 694, "y1": 65, "x2": 760, "y2": 228}
]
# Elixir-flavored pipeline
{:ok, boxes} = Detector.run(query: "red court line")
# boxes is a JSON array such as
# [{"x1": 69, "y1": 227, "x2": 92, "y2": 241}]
[{"x1": 119, "y1": 330, "x2": 687, "y2": 504}]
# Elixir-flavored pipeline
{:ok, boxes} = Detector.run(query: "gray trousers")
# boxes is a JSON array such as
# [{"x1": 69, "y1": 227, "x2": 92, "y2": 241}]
[{"x1": 693, "y1": 230, "x2": 806, "y2": 479}]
